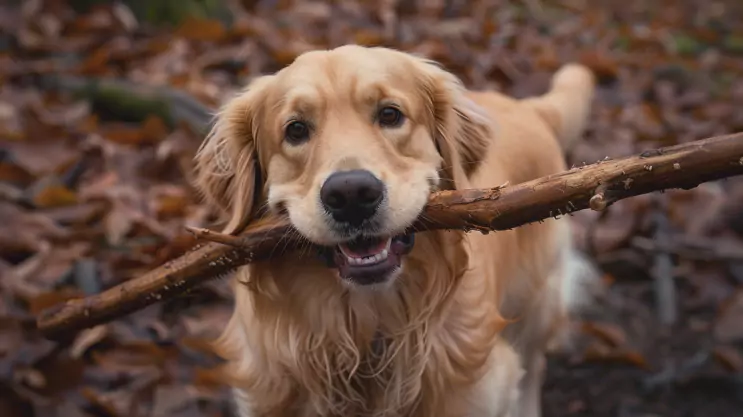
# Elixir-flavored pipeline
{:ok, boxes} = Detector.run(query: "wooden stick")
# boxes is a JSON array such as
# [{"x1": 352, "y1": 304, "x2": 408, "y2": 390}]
[{"x1": 36, "y1": 132, "x2": 743, "y2": 339}]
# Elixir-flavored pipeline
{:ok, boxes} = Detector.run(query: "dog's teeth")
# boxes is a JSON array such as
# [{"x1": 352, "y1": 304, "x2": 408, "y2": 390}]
[{"x1": 344, "y1": 248, "x2": 389, "y2": 266}]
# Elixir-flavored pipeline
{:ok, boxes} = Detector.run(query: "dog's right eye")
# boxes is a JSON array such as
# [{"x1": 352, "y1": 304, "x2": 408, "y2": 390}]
[{"x1": 284, "y1": 121, "x2": 310, "y2": 145}]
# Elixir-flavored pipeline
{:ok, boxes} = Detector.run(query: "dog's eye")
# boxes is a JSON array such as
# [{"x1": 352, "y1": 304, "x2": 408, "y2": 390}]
[
  {"x1": 284, "y1": 121, "x2": 310, "y2": 145},
  {"x1": 377, "y1": 106, "x2": 404, "y2": 128}
]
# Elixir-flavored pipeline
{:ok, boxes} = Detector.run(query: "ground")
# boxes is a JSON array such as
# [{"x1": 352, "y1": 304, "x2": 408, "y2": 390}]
[{"x1": 1, "y1": 1, "x2": 743, "y2": 416}]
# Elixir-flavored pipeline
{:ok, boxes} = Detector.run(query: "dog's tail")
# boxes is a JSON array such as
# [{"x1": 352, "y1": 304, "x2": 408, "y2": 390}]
[{"x1": 523, "y1": 64, "x2": 596, "y2": 151}]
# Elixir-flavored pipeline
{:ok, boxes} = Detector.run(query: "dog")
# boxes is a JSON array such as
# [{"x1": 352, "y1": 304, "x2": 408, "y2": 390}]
[{"x1": 192, "y1": 45, "x2": 597, "y2": 417}]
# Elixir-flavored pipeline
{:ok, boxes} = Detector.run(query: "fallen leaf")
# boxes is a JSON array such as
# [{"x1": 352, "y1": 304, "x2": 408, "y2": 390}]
[
  {"x1": 80, "y1": 386, "x2": 133, "y2": 417},
  {"x1": 0, "y1": 161, "x2": 34, "y2": 185},
  {"x1": 70, "y1": 325, "x2": 110, "y2": 359},
  {"x1": 150, "y1": 185, "x2": 190, "y2": 220},
  {"x1": 31, "y1": 183, "x2": 78, "y2": 208},
  {"x1": 92, "y1": 342, "x2": 170, "y2": 371},
  {"x1": 38, "y1": 201, "x2": 107, "y2": 226},
  {"x1": 181, "y1": 305, "x2": 233, "y2": 340},
  {"x1": 714, "y1": 290, "x2": 743, "y2": 344},
  {"x1": 713, "y1": 345, "x2": 743, "y2": 372},
  {"x1": 141, "y1": 115, "x2": 169, "y2": 143},
  {"x1": 581, "y1": 321, "x2": 627, "y2": 347},
  {"x1": 102, "y1": 123, "x2": 150, "y2": 146},
  {"x1": 578, "y1": 50, "x2": 619, "y2": 83},
  {"x1": 582, "y1": 341, "x2": 650, "y2": 369},
  {"x1": 27, "y1": 288, "x2": 84, "y2": 316},
  {"x1": 13, "y1": 367, "x2": 46, "y2": 389},
  {"x1": 0, "y1": 317, "x2": 24, "y2": 360},
  {"x1": 75, "y1": 47, "x2": 111, "y2": 75},
  {"x1": 151, "y1": 384, "x2": 196, "y2": 416},
  {"x1": 175, "y1": 18, "x2": 226, "y2": 42}
]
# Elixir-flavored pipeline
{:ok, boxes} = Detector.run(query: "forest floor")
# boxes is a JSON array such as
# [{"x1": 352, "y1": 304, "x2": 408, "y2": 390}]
[{"x1": 1, "y1": 1, "x2": 743, "y2": 416}]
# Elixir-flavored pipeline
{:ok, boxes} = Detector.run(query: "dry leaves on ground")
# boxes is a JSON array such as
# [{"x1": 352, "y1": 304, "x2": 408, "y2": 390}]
[{"x1": 1, "y1": 0, "x2": 743, "y2": 416}]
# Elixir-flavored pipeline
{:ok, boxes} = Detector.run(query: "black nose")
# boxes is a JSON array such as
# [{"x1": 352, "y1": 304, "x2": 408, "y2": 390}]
[{"x1": 320, "y1": 169, "x2": 385, "y2": 225}]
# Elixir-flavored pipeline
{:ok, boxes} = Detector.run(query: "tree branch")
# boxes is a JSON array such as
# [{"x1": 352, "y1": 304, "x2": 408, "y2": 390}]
[{"x1": 36, "y1": 132, "x2": 743, "y2": 339}]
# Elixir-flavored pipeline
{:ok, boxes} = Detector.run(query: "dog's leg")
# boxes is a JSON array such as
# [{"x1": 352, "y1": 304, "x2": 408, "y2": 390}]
[
  {"x1": 517, "y1": 351, "x2": 546, "y2": 417},
  {"x1": 232, "y1": 388, "x2": 257, "y2": 417},
  {"x1": 459, "y1": 339, "x2": 524, "y2": 417}
]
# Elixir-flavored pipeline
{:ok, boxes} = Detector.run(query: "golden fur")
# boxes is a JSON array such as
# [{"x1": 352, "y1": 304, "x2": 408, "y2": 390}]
[{"x1": 192, "y1": 45, "x2": 597, "y2": 417}]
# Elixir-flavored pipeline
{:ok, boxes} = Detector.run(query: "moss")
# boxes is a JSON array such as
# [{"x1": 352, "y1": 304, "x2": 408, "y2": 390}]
[
  {"x1": 69, "y1": 0, "x2": 228, "y2": 26},
  {"x1": 723, "y1": 34, "x2": 743, "y2": 55},
  {"x1": 86, "y1": 85, "x2": 175, "y2": 127},
  {"x1": 669, "y1": 33, "x2": 704, "y2": 56}
]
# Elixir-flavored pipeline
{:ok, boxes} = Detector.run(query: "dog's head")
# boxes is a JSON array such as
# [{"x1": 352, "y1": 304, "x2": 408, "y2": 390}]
[{"x1": 194, "y1": 45, "x2": 491, "y2": 287}]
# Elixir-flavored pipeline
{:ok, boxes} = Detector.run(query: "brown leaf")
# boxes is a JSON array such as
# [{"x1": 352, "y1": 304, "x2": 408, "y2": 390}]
[
  {"x1": 92, "y1": 342, "x2": 170, "y2": 371},
  {"x1": 35, "y1": 354, "x2": 86, "y2": 397},
  {"x1": 181, "y1": 305, "x2": 233, "y2": 339},
  {"x1": 192, "y1": 366, "x2": 225, "y2": 394},
  {"x1": 75, "y1": 47, "x2": 111, "y2": 75},
  {"x1": 582, "y1": 342, "x2": 650, "y2": 369},
  {"x1": 175, "y1": 18, "x2": 227, "y2": 42},
  {"x1": 0, "y1": 161, "x2": 35, "y2": 185},
  {"x1": 104, "y1": 199, "x2": 137, "y2": 246},
  {"x1": 5, "y1": 139, "x2": 78, "y2": 177},
  {"x1": 102, "y1": 124, "x2": 150, "y2": 146},
  {"x1": 140, "y1": 115, "x2": 169, "y2": 144},
  {"x1": 0, "y1": 317, "x2": 24, "y2": 359},
  {"x1": 150, "y1": 185, "x2": 190, "y2": 220},
  {"x1": 31, "y1": 183, "x2": 78, "y2": 208},
  {"x1": 38, "y1": 201, "x2": 108, "y2": 226},
  {"x1": 98, "y1": 115, "x2": 167, "y2": 146},
  {"x1": 0, "y1": 100, "x2": 24, "y2": 140},
  {"x1": 151, "y1": 384, "x2": 196, "y2": 416},
  {"x1": 581, "y1": 321, "x2": 628, "y2": 347},
  {"x1": 31, "y1": 242, "x2": 90, "y2": 290},
  {"x1": 52, "y1": 400, "x2": 91, "y2": 417},
  {"x1": 13, "y1": 367, "x2": 46, "y2": 389},
  {"x1": 578, "y1": 50, "x2": 619, "y2": 83},
  {"x1": 713, "y1": 345, "x2": 743, "y2": 372},
  {"x1": 27, "y1": 288, "x2": 84, "y2": 316},
  {"x1": 70, "y1": 325, "x2": 110, "y2": 359},
  {"x1": 354, "y1": 30, "x2": 385, "y2": 47},
  {"x1": 567, "y1": 399, "x2": 587, "y2": 414},
  {"x1": 65, "y1": 7, "x2": 116, "y2": 35},
  {"x1": 714, "y1": 290, "x2": 743, "y2": 344},
  {"x1": 80, "y1": 386, "x2": 133, "y2": 417}
]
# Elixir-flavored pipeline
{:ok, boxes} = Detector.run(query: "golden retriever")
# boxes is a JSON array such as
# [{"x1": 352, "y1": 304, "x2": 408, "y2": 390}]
[{"x1": 192, "y1": 45, "x2": 597, "y2": 417}]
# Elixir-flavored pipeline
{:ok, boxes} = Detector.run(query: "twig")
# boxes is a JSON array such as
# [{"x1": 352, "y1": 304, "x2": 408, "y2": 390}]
[
  {"x1": 631, "y1": 235, "x2": 743, "y2": 262},
  {"x1": 650, "y1": 195, "x2": 677, "y2": 326},
  {"x1": 185, "y1": 226, "x2": 246, "y2": 247},
  {"x1": 36, "y1": 132, "x2": 743, "y2": 339},
  {"x1": 642, "y1": 350, "x2": 711, "y2": 392}
]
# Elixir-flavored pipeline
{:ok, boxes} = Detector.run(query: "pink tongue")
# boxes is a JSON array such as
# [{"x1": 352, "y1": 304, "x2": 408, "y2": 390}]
[{"x1": 340, "y1": 239, "x2": 388, "y2": 258}]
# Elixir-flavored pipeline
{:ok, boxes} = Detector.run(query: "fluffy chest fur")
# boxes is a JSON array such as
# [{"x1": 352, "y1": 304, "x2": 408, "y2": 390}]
[{"x1": 213, "y1": 231, "x2": 508, "y2": 417}]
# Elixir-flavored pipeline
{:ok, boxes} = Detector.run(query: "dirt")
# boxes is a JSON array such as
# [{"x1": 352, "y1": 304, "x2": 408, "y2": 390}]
[{"x1": 1, "y1": 0, "x2": 743, "y2": 416}]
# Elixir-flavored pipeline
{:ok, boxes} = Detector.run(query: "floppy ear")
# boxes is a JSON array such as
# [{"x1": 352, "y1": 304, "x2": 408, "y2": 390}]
[
  {"x1": 193, "y1": 75, "x2": 275, "y2": 234},
  {"x1": 412, "y1": 58, "x2": 493, "y2": 189}
]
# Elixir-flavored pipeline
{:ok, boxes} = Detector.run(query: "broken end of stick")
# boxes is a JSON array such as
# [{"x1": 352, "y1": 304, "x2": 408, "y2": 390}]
[
  {"x1": 589, "y1": 192, "x2": 608, "y2": 211},
  {"x1": 36, "y1": 298, "x2": 86, "y2": 340},
  {"x1": 186, "y1": 226, "x2": 246, "y2": 248},
  {"x1": 185, "y1": 225, "x2": 212, "y2": 236}
]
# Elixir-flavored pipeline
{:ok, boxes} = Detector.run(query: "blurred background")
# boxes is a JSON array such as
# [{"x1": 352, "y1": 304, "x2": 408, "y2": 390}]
[{"x1": 1, "y1": 0, "x2": 743, "y2": 416}]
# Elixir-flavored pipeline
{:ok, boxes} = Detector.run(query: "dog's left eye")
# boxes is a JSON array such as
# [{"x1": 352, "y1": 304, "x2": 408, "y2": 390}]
[
  {"x1": 284, "y1": 121, "x2": 310, "y2": 145},
  {"x1": 377, "y1": 106, "x2": 404, "y2": 128}
]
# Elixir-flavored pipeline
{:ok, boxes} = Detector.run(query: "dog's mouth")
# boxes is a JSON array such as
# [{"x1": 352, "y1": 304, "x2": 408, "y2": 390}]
[{"x1": 327, "y1": 233, "x2": 415, "y2": 285}]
